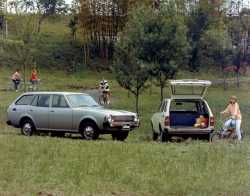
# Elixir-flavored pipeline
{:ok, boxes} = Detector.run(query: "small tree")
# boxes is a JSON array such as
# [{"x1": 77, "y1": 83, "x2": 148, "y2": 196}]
[
  {"x1": 198, "y1": 23, "x2": 233, "y2": 89},
  {"x1": 118, "y1": 3, "x2": 189, "y2": 102},
  {"x1": 114, "y1": 47, "x2": 149, "y2": 114},
  {"x1": 139, "y1": 4, "x2": 189, "y2": 101}
]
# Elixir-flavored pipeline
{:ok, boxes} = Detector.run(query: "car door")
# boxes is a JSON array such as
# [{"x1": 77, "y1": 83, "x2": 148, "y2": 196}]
[
  {"x1": 49, "y1": 94, "x2": 73, "y2": 131},
  {"x1": 28, "y1": 94, "x2": 50, "y2": 130},
  {"x1": 152, "y1": 100, "x2": 168, "y2": 133}
]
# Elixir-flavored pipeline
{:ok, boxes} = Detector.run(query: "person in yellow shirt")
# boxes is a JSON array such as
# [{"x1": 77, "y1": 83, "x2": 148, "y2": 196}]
[{"x1": 221, "y1": 96, "x2": 242, "y2": 141}]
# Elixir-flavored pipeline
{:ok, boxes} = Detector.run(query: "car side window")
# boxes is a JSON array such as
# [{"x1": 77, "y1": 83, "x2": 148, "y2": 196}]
[
  {"x1": 37, "y1": 95, "x2": 50, "y2": 107},
  {"x1": 31, "y1": 95, "x2": 39, "y2": 106},
  {"x1": 52, "y1": 95, "x2": 69, "y2": 108},
  {"x1": 15, "y1": 95, "x2": 34, "y2": 105}
]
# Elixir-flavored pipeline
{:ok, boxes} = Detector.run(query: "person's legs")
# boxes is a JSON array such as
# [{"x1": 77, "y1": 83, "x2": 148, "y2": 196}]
[
  {"x1": 235, "y1": 120, "x2": 242, "y2": 141},
  {"x1": 12, "y1": 80, "x2": 18, "y2": 90},
  {"x1": 16, "y1": 80, "x2": 20, "y2": 91},
  {"x1": 222, "y1": 119, "x2": 232, "y2": 135}
]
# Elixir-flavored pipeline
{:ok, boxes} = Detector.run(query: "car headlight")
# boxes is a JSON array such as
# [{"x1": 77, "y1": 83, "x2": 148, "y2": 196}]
[
  {"x1": 106, "y1": 115, "x2": 113, "y2": 123},
  {"x1": 134, "y1": 114, "x2": 139, "y2": 122}
]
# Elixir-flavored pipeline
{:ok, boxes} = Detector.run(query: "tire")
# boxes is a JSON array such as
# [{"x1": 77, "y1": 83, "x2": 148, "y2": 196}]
[
  {"x1": 21, "y1": 119, "x2": 35, "y2": 136},
  {"x1": 80, "y1": 122, "x2": 99, "y2": 140},
  {"x1": 151, "y1": 123, "x2": 159, "y2": 141},
  {"x1": 159, "y1": 125, "x2": 168, "y2": 142},
  {"x1": 112, "y1": 131, "x2": 129, "y2": 141},
  {"x1": 160, "y1": 131, "x2": 168, "y2": 142}
]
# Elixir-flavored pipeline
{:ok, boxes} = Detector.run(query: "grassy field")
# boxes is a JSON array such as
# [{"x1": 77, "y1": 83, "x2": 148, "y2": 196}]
[{"x1": 0, "y1": 66, "x2": 250, "y2": 195}]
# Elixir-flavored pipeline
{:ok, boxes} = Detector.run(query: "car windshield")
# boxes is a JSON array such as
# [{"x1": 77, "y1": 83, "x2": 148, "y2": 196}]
[{"x1": 66, "y1": 94, "x2": 99, "y2": 107}]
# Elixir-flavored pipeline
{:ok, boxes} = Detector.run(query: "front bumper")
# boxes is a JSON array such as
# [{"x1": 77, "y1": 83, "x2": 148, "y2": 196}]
[{"x1": 103, "y1": 121, "x2": 139, "y2": 133}]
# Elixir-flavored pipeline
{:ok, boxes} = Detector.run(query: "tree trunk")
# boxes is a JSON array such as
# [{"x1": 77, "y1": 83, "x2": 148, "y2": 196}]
[
  {"x1": 135, "y1": 93, "x2": 139, "y2": 114},
  {"x1": 149, "y1": 76, "x2": 153, "y2": 96},
  {"x1": 159, "y1": 72, "x2": 164, "y2": 102},
  {"x1": 23, "y1": 63, "x2": 27, "y2": 92},
  {"x1": 236, "y1": 70, "x2": 240, "y2": 88},
  {"x1": 160, "y1": 85, "x2": 164, "y2": 103},
  {"x1": 38, "y1": 17, "x2": 43, "y2": 33}
]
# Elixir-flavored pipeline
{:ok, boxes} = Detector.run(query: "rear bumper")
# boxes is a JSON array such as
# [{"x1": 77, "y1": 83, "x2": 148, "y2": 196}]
[{"x1": 166, "y1": 127, "x2": 214, "y2": 135}]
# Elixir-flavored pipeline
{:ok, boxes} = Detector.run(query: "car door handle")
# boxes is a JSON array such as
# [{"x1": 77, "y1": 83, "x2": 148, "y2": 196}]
[
  {"x1": 29, "y1": 109, "x2": 33, "y2": 112},
  {"x1": 50, "y1": 110, "x2": 55, "y2": 113},
  {"x1": 12, "y1": 108, "x2": 16, "y2": 111}
]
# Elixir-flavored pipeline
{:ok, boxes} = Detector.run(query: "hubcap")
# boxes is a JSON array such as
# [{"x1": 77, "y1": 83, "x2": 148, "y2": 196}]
[
  {"x1": 84, "y1": 126, "x2": 94, "y2": 139},
  {"x1": 23, "y1": 123, "x2": 32, "y2": 135}
]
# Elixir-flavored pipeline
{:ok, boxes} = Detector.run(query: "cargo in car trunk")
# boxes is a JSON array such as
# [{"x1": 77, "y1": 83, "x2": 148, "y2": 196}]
[{"x1": 169, "y1": 99, "x2": 209, "y2": 128}]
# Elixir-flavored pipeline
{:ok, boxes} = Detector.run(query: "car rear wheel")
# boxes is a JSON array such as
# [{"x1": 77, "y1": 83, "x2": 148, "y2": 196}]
[
  {"x1": 21, "y1": 119, "x2": 35, "y2": 136},
  {"x1": 160, "y1": 131, "x2": 168, "y2": 142},
  {"x1": 151, "y1": 123, "x2": 159, "y2": 141},
  {"x1": 80, "y1": 122, "x2": 99, "y2": 140},
  {"x1": 112, "y1": 131, "x2": 129, "y2": 141},
  {"x1": 159, "y1": 125, "x2": 168, "y2": 142}
]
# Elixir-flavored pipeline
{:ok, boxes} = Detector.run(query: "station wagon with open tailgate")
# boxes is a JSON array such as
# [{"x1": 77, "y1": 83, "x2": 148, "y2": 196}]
[{"x1": 151, "y1": 80, "x2": 214, "y2": 142}]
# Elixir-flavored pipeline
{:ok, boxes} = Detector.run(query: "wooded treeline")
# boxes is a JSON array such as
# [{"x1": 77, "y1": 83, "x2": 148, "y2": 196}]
[{"x1": 0, "y1": 0, "x2": 250, "y2": 73}]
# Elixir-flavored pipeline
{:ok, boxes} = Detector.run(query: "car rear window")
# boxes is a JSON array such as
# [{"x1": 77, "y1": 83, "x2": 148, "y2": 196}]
[
  {"x1": 52, "y1": 95, "x2": 69, "y2": 108},
  {"x1": 15, "y1": 95, "x2": 35, "y2": 105}
]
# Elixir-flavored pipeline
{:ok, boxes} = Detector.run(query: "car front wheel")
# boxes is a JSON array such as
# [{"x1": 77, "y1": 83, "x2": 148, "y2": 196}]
[
  {"x1": 21, "y1": 119, "x2": 35, "y2": 136},
  {"x1": 112, "y1": 131, "x2": 129, "y2": 141},
  {"x1": 80, "y1": 122, "x2": 99, "y2": 140}
]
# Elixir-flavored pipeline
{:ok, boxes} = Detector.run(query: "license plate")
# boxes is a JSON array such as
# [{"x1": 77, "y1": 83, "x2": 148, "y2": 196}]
[{"x1": 122, "y1": 125, "x2": 130, "y2": 130}]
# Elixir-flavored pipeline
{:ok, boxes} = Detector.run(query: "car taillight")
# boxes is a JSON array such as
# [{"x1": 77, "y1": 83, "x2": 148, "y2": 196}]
[
  {"x1": 164, "y1": 116, "x2": 170, "y2": 126},
  {"x1": 210, "y1": 117, "x2": 215, "y2": 126}
]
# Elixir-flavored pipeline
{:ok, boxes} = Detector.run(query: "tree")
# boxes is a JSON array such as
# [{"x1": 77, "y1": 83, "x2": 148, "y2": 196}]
[
  {"x1": 198, "y1": 22, "x2": 233, "y2": 89},
  {"x1": 187, "y1": 0, "x2": 225, "y2": 71},
  {"x1": 36, "y1": 0, "x2": 67, "y2": 32},
  {"x1": 130, "y1": 3, "x2": 189, "y2": 102},
  {"x1": 0, "y1": 2, "x2": 38, "y2": 90},
  {"x1": 114, "y1": 47, "x2": 149, "y2": 114}
]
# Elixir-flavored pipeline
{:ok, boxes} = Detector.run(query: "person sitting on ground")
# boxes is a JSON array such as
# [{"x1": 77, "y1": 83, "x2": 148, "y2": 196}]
[
  {"x1": 11, "y1": 69, "x2": 21, "y2": 92},
  {"x1": 220, "y1": 96, "x2": 242, "y2": 141}
]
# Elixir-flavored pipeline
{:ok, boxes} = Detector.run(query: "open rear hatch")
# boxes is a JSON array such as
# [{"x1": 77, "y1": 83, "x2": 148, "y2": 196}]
[
  {"x1": 169, "y1": 79, "x2": 212, "y2": 98},
  {"x1": 168, "y1": 80, "x2": 213, "y2": 132}
]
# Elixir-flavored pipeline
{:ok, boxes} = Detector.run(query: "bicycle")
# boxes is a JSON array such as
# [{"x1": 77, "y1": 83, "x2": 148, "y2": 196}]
[
  {"x1": 98, "y1": 91, "x2": 111, "y2": 105},
  {"x1": 211, "y1": 116, "x2": 244, "y2": 142}
]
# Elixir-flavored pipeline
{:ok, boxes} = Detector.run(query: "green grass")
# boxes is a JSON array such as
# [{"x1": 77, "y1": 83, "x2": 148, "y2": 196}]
[
  {"x1": 1, "y1": 137, "x2": 250, "y2": 196},
  {"x1": 1, "y1": 66, "x2": 250, "y2": 195}
]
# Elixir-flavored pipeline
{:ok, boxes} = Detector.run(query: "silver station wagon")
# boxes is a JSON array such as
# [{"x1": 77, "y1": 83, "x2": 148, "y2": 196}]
[
  {"x1": 7, "y1": 92, "x2": 139, "y2": 141},
  {"x1": 151, "y1": 80, "x2": 214, "y2": 142}
]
